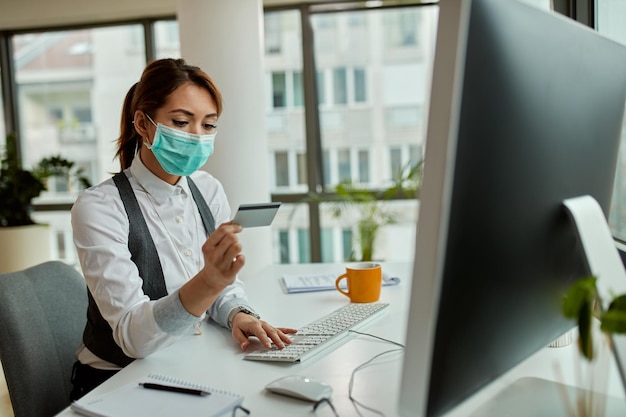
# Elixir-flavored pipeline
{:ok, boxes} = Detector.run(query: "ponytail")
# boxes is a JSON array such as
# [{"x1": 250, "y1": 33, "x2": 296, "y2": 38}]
[{"x1": 115, "y1": 83, "x2": 142, "y2": 171}]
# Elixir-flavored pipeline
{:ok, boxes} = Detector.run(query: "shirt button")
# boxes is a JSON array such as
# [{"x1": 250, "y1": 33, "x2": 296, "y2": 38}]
[
  {"x1": 176, "y1": 216, "x2": 184, "y2": 223},
  {"x1": 185, "y1": 249, "x2": 192, "y2": 257}
]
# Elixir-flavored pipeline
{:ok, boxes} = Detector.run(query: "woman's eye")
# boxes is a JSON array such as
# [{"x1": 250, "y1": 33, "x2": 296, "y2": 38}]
[
  {"x1": 172, "y1": 120, "x2": 188, "y2": 127},
  {"x1": 203, "y1": 123, "x2": 217, "y2": 131}
]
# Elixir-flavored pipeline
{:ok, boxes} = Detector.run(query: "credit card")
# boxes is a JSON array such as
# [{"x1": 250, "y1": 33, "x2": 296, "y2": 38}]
[{"x1": 232, "y1": 202, "x2": 281, "y2": 227}]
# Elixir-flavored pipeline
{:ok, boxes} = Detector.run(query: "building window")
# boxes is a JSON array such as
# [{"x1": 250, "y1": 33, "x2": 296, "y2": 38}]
[
  {"x1": 275, "y1": 151, "x2": 289, "y2": 187},
  {"x1": 342, "y1": 229, "x2": 353, "y2": 261},
  {"x1": 279, "y1": 231, "x2": 290, "y2": 264},
  {"x1": 358, "y1": 150, "x2": 370, "y2": 183},
  {"x1": 298, "y1": 229, "x2": 311, "y2": 263},
  {"x1": 293, "y1": 71, "x2": 304, "y2": 107},
  {"x1": 321, "y1": 228, "x2": 335, "y2": 262},
  {"x1": 338, "y1": 148, "x2": 351, "y2": 183},
  {"x1": 272, "y1": 72, "x2": 286, "y2": 108},
  {"x1": 297, "y1": 152, "x2": 307, "y2": 185},
  {"x1": 265, "y1": 13, "x2": 282, "y2": 54},
  {"x1": 390, "y1": 147, "x2": 403, "y2": 179},
  {"x1": 354, "y1": 68, "x2": 367, "y2": 103},
  {"x1": 333, "y1": 67, "x2": 348, "y2": 105}
]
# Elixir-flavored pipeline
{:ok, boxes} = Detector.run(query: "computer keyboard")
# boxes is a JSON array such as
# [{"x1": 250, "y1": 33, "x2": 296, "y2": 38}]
[{"x1": 244, "y1": 302, "x2": 389, "y2": 362}]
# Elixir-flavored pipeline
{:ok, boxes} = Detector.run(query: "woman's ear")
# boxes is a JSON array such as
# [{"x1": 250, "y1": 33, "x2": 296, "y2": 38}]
[{"x1": 133, "y1": 110, "x2": 151, "y2": 140}]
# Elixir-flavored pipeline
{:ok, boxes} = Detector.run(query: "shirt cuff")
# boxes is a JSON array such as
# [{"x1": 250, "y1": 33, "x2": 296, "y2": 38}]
[
  {"x1": 152, "y1": 290, "x2": 201, "y2": 336},
  {"x1": 215, "y1": 297, "x2": 256, "y2": 329}
]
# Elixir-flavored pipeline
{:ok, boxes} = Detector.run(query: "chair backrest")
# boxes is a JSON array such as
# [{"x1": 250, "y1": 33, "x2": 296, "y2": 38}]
[{"x1": 0, "y1": 261, "x2": 87, "y2": 417}]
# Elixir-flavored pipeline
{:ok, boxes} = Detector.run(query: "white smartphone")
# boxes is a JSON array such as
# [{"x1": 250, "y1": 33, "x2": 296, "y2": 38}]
[{"x1": 232, "y1": 202, "x2": 281, "y2": 228}]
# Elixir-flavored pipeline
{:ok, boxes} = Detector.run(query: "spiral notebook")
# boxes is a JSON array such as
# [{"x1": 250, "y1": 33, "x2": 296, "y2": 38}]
[{"x1": 70, "y1": 373, "x2": 244, "y2": 417}]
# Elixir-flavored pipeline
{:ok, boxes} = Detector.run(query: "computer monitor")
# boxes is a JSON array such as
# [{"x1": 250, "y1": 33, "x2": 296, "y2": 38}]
[{"x1": 398, "y1": 1, "x2": 626, "y2": 416}]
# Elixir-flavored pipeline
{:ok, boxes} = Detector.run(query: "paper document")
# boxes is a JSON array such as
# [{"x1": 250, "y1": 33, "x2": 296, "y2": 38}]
[{"x1": 280, "y1": 271, "x2": 401, "y2": 294}]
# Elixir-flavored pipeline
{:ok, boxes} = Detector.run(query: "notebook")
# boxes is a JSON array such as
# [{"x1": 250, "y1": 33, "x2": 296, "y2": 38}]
[
  {"x1": 71, "y1": 373, "x2": 244, "y2": 417},
  {"x1": 280, "y1": 271, "x2": 401, "y2": 294}
]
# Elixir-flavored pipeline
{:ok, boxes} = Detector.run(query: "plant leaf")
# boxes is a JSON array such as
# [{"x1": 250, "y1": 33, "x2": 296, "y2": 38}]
[
  {"x1": 600, "y1": 309, "x2": 626, "y2": 334},
  {"x1": 562, "y1": 276, "x2": 598, "y2": 319},
  {"x1": 577, "y1": 299, "x2": 594, "y2": 361}
]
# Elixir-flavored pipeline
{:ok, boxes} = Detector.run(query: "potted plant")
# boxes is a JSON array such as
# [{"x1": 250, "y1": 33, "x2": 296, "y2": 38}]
[
  {"x1": 316, "y1": 160, "x2": 423, "y2": 262},
  {"x1": 0, "y1": 132, "x2": 91, "y2": 272},
  {"x1": 561, "y1": 276, "x2": 626, "y2": 416}
]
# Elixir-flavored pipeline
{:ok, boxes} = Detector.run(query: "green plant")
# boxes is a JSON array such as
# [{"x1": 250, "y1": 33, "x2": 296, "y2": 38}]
[
  {"x1": 0, "y1": 132, "x2": 91, "y2": 227},
  {"x1": 562, "y1": 276, "x2": 626, "y2": 361},
  {"x1": 315, "y1": 160, "x2": 423, "y2": 262}
]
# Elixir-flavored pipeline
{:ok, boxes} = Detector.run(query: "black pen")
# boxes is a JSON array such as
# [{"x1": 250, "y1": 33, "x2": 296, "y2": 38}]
[{"x1": 139, "y1": 382, "x2": 211, "y2": 396}]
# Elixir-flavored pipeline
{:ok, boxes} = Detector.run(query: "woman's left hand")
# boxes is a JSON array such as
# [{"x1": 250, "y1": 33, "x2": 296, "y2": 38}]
[{"x1": 231, "y1": 313, "x2": 297, "y2": 351}]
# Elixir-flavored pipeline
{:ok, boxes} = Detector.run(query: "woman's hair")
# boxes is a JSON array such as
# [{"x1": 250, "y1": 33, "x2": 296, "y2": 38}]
[{"x1": 115, "y1": 58, "x2": 223, "y2": 170}]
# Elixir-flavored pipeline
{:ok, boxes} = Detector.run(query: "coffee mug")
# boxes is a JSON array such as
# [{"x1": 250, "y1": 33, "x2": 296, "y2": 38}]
[{"x1": 335, "y1": 262, "x2": 382, "y2": 303}]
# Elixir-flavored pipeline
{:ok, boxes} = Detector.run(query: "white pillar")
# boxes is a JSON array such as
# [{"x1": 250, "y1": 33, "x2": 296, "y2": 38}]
[{"x1": 177, "y1": 0, "x2": 272, "y2": 279}]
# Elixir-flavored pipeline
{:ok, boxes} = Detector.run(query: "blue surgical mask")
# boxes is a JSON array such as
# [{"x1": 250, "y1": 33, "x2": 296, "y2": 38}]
[{"x1": 144, "y1": 115, "x2": 216, "y2": 176}]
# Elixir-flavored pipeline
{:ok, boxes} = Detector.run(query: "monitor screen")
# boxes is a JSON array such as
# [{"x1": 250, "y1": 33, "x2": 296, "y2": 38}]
[{"x1": 398, "y1": 1, "x2": 626, "y2": 416}]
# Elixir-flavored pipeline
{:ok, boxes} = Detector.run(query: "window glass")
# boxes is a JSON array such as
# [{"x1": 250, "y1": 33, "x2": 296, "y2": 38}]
[
  {"x1": 321, "y1": 228, "x2": 335, "y2": 262},
  {"x1": 293, "y1": 71, "x2": 304, "y2": 107},
  {"x1": 154, "y1": 20, "x2": 181, "y2": 59},
  {"x1": 598, "y1": 0, "x2": 626, "y2": 242},
  {"x1": 13, "y1": 25, "x2": 147, "y2": 265},
  {"x1": 354, "y1": 67, "x2": 367, "y2": 103},
  {"x1": 273, "y1": 203, "x2": 309, "y2": 264},
  {"x1": 313, "y1": 7, "x2": 434, "y2": 190},
  {"x1": 274, "y1": 151, "x2": 289, "y2": 187}
]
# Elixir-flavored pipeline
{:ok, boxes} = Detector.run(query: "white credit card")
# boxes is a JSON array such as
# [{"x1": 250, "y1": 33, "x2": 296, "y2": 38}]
[{"x1": 232, "y1": 202, "x2": 281, "y2": 227}]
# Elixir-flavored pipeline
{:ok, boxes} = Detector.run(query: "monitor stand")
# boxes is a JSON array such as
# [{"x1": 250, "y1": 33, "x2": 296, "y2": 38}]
[
  {"x1": 471, "y1": 377, "x2": 626, "y2": 416},
  {"x1": 471, "y1": 195, "x2": 626, "y2": 417}
]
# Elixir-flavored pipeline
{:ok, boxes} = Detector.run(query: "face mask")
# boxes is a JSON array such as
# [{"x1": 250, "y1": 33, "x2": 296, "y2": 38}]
[{"x1": 144, "y1": 115, "x2": 216, "y2": 176}]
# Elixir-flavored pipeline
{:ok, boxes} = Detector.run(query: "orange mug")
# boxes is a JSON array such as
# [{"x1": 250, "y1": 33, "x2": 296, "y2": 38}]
[{"x1": 335, "y1": 262, "x2": 382, "y2": 303}]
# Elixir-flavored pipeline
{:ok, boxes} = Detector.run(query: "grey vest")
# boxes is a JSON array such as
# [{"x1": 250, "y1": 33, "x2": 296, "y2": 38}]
[{"x1": 82, "y1": 172, "x2": 216, "y2": 367}]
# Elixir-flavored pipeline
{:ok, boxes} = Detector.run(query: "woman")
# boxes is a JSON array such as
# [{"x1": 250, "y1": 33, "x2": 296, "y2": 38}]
[{"x1": 70, "y1": 58, "x2": 296, "y2": 400}]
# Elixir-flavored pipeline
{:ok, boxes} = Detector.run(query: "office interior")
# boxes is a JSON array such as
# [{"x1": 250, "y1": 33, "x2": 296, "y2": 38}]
[{"x1": 1, "y1": 0, "x2": 626, "y2": 416}]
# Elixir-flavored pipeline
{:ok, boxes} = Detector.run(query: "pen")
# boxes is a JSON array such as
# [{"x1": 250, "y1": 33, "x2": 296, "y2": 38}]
[{"x1": 139, "y1": 382, "x2": 211, "y2": 396}]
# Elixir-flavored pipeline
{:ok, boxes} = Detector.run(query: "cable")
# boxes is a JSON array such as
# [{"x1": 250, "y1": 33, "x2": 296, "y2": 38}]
[{"x1": 346, "y1": 330, "x2": 406, "y2": 416}]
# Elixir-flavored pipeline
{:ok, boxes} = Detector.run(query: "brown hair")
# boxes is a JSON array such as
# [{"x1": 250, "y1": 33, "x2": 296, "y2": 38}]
[{"x1": 115, "y1": 58, "x2": 223, "y2": 170}]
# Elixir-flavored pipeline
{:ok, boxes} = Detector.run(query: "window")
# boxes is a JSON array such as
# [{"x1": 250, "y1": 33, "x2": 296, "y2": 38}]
[
  {"x1": 297, "y1": 229, "x2": 311, "y2": 263},
  {"x1": 264, "y1": 13, "x2": 282, "y2": 55},
  {"x1": 272, "y1": 72, "x2": 286, "y2": 108},
  {"x1": 293, "y1": 71, "x2": 304, "y2": 107},
  {"x1": 354, "y1": 68, "x2": 367, "y2": 103},
  {"x1": 9, "y1": 23, "x2": 159, "y2": 265},
  {"x1": 358, "y1": 150, "x2": 370, "y2": 183},
  {"x1": 342, "y1": 229, "x2": 353, "y2": 261},
  {"x1": 338, "y1": 148, "x2": 351, "y2": 183},
  {"x1": 154, "y1": 20, "x2": 180, "y2": 59},
  {"x1": 333, "y1": 67, "x2": 348, "y2": 105},
  {"x1": 390, "y1": 147, "x2": 402, "y2": 180},
  {"x1": 599, "y1": 0, "x2": 626, "y2": 242},
  {"x1": 321, "y1": 228, "x2": 335, "y2": 262},
  {"x1": 274, "y1": 151, "x2": 289, "y2": 187}
]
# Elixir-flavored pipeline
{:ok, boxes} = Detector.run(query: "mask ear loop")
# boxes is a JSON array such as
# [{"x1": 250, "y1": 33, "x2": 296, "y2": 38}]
[{"x1": 142, "y1": 112, "x2": 158, "y2": 150}]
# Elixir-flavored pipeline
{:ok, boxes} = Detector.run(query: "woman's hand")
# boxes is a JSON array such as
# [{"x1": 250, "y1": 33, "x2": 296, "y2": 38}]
[
  {"x1": 179, "y1": 222, "x2": 245, "y2": 317},
  {"x1": 231, "y1": 313, "x2": 298, "y2": 351},
  {"x1": 197, "y1": 222, "x2": 245, "y2": 292}
]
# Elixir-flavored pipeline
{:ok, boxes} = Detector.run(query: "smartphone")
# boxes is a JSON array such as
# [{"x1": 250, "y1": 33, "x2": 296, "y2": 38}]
[{"x1": 232, "y1": 202, "x2": 281, "y2": 228}]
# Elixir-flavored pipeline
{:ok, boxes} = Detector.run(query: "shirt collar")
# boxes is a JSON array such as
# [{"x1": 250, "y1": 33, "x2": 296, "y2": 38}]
[{"x1": 129, "y1": 155, "x2": 191, "y2": 203}]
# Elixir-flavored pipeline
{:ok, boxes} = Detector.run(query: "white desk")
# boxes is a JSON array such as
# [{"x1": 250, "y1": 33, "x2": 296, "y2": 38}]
[{"x1": 57, "y1": 262, "x2": 626, "y2": 417}]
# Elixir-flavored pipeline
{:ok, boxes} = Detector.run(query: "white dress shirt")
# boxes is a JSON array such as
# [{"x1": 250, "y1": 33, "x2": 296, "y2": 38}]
[{"x1": 71, "y1": 156, "x2": 250, "y2": 369}]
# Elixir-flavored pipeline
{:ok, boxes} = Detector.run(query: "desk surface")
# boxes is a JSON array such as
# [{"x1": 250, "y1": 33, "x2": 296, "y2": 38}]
[{"x1": 58, "y1": 262, "x2": 626, "y2": 417}]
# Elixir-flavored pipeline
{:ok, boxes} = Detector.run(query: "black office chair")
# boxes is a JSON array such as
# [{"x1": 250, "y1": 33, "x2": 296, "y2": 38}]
[{"x1": 0, "y1": 261, "x2": 87, "y2": 417}]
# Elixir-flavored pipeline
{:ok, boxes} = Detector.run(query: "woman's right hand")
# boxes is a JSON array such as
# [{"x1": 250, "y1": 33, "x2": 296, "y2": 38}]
[
  {"x1": 179, "y1": 222, "x2": 245, "y2": 317},
  {"x1": 197, "y1": 222, "x2": 245, "y2": 293}
]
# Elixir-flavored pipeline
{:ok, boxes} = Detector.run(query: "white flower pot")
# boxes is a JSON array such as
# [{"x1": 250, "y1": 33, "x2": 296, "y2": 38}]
[{"x1": 0, "y1": 224, "x2": 51, "y2": 274}]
